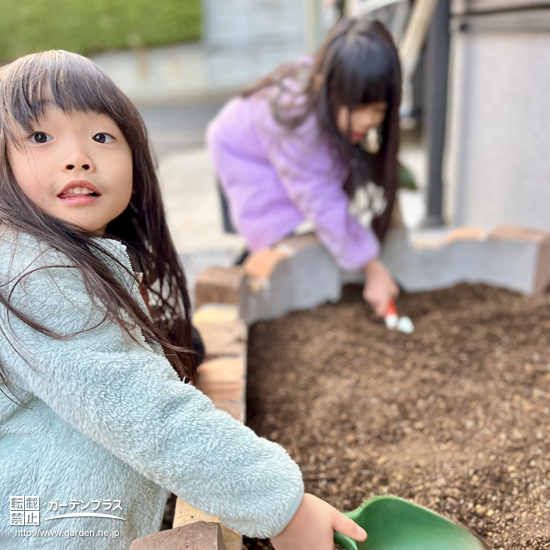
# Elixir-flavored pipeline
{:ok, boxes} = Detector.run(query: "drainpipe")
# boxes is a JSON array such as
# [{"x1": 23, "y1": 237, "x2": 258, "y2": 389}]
[{"x1": 423, "y1": 0, "x2": 450, "y2": 227}]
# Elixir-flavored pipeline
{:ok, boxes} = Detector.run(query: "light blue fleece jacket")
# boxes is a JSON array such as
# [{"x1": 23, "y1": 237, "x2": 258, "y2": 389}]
[{"x1": 0, "y1": 230, "x2": 304, "y2": 549}]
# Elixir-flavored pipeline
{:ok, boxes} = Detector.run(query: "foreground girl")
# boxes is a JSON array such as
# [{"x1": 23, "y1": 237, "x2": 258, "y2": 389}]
[{"x1": 0, "y1": 51, "x2": 365, "y2": 549}]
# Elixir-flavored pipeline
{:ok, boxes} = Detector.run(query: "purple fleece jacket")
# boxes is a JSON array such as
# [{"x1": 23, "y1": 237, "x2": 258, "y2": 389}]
[{"x1": 206, "y1": 88, "x2": 381, "y2": 272}]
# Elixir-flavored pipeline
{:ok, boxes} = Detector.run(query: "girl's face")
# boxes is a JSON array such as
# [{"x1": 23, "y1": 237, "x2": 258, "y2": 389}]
[
  {"x1": 337, "y1": 102, "x2": 388, "y2": 144},
  {"x1": 7, "y1": 105, "x2": 133, "y2": 234}
]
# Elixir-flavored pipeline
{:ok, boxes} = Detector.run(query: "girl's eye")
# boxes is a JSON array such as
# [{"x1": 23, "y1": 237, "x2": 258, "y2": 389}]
[
  {"x1": 93, "y1": 133, "x2": 114, "y2": 144},
  {"x1": 30, "y1": 132, "x2": 52, "y2": 144}
]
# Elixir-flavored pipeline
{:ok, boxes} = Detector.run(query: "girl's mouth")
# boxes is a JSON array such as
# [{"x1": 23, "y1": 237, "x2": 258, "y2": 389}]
[{"x1": 58, "y1": 188, "x2": 102, "y2": 205}]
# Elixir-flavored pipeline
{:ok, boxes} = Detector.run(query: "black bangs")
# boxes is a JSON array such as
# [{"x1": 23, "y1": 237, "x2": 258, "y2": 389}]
[
  {"x1": 0, "y1": 50, "x2": 129, "y2": 138},
  {"x1": 325, "y1": 27, "x2": 398, "y2": 110}
]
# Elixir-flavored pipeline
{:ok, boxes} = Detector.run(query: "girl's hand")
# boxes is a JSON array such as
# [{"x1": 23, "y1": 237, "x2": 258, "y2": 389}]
[
  {"x1": 271, "y1": 493, "x2": 367, "y2": 550},
  {"x1": 362, "y1": 259, "x2": 399, "y2": 317}
]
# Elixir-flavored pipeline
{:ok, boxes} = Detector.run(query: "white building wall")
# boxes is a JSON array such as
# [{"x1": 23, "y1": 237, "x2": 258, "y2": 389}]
[{"x1": 445, "y1": 24, "x2": 550, "y2": 231}]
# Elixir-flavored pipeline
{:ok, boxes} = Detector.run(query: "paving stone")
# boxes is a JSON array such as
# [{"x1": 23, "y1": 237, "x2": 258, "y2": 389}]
[
  {"x1": 196, "y1": 357, "x2": 245, "y2": 402},
  {"x1": 195, "y1": 266, "x2": 246, "y2": 309},
  {"x1": 129, "y1": 521, "x2": 226, "y2": 550},
  {"x1": 193, "y1": 305, "x2": 239, "y2": 324},
  {"x1": 174, "y1": 503, "x2": 241, "y2": 550},
  {"x1": 194, "y1": 319, "x2": 247, "y2": 360}
]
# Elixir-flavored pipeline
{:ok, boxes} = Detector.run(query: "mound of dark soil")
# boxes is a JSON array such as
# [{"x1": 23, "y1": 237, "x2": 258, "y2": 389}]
[{"x1": 245, "y1": 284, "x2": 550, "y2": 549}]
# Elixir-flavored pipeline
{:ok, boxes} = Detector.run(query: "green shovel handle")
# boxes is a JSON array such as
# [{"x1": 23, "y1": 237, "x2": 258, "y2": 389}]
[
  {"x1": 334, "y1": 530, "x2": 360, "y2": 550},
  {"x1": 333, "y1": 495, "x2": 488, "y2": 550},
  {"x1": 334, "y1": 510, "x2": 362, "y2": 550}
]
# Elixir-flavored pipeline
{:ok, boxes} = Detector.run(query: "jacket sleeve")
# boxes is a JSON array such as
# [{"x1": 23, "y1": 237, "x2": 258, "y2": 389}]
[
  {"x1": 259, "y1": 111, "x2": 380, "y2": 272},
  {"x1": 0, "y1": 249, "x2": 303, "y2": 538}
]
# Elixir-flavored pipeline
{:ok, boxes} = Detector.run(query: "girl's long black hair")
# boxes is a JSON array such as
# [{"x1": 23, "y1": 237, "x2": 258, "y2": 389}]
[
  {"x1": 0, "y1": 50, "x2": 195, "y2": 397},
  {"x1": 244, "y1": 17, "x2": 402, "y2": 242}
]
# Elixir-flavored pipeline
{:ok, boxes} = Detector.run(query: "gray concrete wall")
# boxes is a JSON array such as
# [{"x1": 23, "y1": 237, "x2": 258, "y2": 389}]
[
  {"x1": 204, "y1": 0, "x2": 306, "y2": 50},
  {"x1": 201, "y1": 0, "x2": 309, "y2": 92},
  {"x1": 91, "y1": 0, "x2": 319, "y2": 105},
  {"x1": 445, "y1": 21, "x2": 550, "y2": 231}
]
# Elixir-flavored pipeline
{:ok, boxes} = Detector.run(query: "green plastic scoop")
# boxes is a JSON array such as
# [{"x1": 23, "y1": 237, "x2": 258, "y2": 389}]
[{"x1": 334, "y1": 495, "x2": 487, "y2": 550}]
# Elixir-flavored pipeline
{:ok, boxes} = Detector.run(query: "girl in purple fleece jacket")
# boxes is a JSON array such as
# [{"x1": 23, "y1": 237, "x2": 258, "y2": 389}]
[{"x1": 207, "y1": 18, "x2": 402, "y2": 317}]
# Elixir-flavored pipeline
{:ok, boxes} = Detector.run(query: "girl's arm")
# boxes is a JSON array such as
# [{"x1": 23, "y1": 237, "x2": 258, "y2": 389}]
[
  {"x1": 0, "y1": 240, "x2": 303, "y2": 539},
  {"x1": 262, "y1": 115, "x2": 381, "y2": 273},
  {"x1": 260, "y1": 114, "x2": 399, "y2": 312},
  {"x1": 362, "y1": 258, "x2": 399, "y2": 317}
]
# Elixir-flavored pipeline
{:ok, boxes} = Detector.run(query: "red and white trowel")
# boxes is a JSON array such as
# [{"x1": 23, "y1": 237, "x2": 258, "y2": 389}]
[{"x1": 383, "y1": 301, "x2": 414, "y2": 334}]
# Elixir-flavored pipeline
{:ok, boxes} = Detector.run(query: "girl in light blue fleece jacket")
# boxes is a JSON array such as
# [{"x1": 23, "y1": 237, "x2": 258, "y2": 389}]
[{"x1": 0, "y1": 51, "x2": 366, "y2": 549}]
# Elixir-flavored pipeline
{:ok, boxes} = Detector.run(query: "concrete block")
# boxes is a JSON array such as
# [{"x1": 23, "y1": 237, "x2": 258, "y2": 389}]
[
  {"x1": 381, "y1": 226, "x2": 550, "y2": 295},
  {"x1": 195, "y1": 267, "x2": 246, "y2": 310},
  {"x1": 408, "y1": 227, "x2": 453, "y2": 250},
  {"x1": 174, "y1": 503, "x2": 241, "y2": 550},
  {"x1": 240, "y1": 235, "x2": 342, "y2": 324},
  {"x1": 488, "y1": 225, "x2": 549, "y2": 243},
  {"x1": 276, "y1": 232, "x2": 320, "y2": 254},
  {"x1": 196, "y1": 357, "x2": 245, "y2": 403},
  {"x1": 245, "y1": 248, "x2": 290, "y2": 282},
  {"x1": 194, "y1": 318, "x2": 247, "y2": 360},
  {"x1": 444, "y1": 226, "x2": 485, "y2": 244},
  {"x1": 241, "y1": 249, "x2": 294, "y2": 323},
  {"x1": 535, "y1": 235, "x2": 550, "y2": 294},
  {"x1": 488, "y1": 226, "x2": 550, "y2": 294},
  {"x1": 129, "y1": 522, "x2": 226, "y2": 550},
  {"x1": 283, "y1": 237, "x2": 341, "y2": 311}
]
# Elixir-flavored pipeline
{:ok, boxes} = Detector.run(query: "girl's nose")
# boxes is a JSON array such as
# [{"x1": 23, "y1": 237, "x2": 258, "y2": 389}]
[
  {"x1": 65, "y1": 162, "x2": 90, "y2": 170},
  {"x1": 62, "y1": 147, "x2": 95, "y2": 172}
]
